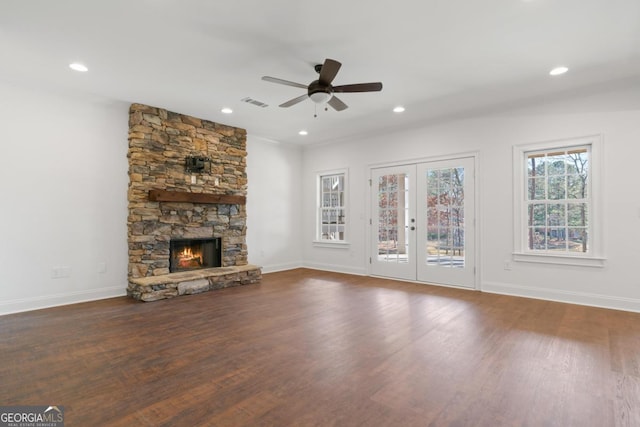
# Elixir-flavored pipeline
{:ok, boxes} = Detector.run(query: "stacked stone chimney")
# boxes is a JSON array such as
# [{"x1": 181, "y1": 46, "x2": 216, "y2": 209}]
[{"x1": 127, "y1": 104, "x2": 248, "y2": 279}]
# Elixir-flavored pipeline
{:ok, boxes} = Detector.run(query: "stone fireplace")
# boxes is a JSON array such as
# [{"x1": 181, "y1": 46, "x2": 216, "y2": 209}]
[{"x1": 126, "y1": 103, "x2": 261, "y2": 301}]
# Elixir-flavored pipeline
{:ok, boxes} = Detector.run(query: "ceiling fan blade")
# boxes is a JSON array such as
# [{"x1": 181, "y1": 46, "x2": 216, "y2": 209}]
[
  {"x1": 318, "y1": 59, "x2": 341, "y2": 86},
  {"x1": 328, "y1": 95, "x2": 348, "y2": 111},
  {"x1": 279, "y1": 94, "x2": 309, "y2": 108},
  {"x1": 262, "y1": 76, "x2": 308, "y2": 89},
  {"x1": 333, "y1": 82, "x2": 383, "y2": 93}
]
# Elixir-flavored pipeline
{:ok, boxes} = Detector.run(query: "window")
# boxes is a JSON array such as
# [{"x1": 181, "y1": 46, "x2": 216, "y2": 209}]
[
  {"x1": 317, "y1": 171, "x2": 347, "y2": 243},
  {"x1": 513, "y1": 135, "x2": 604, "y2": 267}
]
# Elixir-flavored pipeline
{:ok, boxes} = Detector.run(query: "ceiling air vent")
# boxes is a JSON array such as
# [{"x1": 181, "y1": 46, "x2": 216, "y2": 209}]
[{"x1": 241, "y1": 97, "x2": 269, "y2": 108}]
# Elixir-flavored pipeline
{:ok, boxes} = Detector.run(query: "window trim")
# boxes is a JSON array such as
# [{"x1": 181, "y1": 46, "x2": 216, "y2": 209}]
[
  {"x1": 512, "y1": 135, "x2": 605, "y2": 267},
  {"x1": 313, "y1": 168, "x2": 349, "y2": 247}
]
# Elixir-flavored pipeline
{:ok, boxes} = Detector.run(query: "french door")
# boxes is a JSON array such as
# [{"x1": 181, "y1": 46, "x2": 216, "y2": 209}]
[
  {"x1": 370, "y1": 157, "x2": 476, "y2": 288},
  {"x1": 370, "y1": 165, "x2": 417, "y2": 281}
]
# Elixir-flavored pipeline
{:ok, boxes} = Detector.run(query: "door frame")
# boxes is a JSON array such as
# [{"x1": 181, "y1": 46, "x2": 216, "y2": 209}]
[{"x1": 366, "y1": 152, "x2": 480, "y2": 290}]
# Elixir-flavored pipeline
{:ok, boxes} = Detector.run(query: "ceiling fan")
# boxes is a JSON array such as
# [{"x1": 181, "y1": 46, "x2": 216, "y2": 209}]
[{"x1": 261, "y1": 58, "x2": 383, "y2": 111}]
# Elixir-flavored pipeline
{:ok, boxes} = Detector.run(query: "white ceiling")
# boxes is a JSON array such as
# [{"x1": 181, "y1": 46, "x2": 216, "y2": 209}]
[{"x1": 2, "y1": 0, "x2": 640, "y2": 145}]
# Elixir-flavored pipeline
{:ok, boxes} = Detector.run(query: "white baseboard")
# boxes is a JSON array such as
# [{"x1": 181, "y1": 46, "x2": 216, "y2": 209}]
[
  {"x1": 8, "y1": 276, "x2": 634, "y2": 316},
  {"x1": 301, "y1": 262, "x2": 367, "y2": 276},
  {"x1": 482, "y1": 280, "x2": 640, "y2": 313},
  {"x1": 260, "y1": 261, "x2": 304, "y2": 274},
  {"x1": 260, "y1": 261, "x2": 366, "y2": 276},
  {"x1": 0, "y1": 286, "x2": 126, "y2": 316}
]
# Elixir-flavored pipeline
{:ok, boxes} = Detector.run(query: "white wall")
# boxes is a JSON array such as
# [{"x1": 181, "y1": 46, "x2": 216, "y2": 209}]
[
  {"x1": 4, "y1": 76, "x2": 640, "y2": 314},
  {"x1": 246, "y1": 136, "x2": 303, "y2": 272},
  {"x1": 0, "y1": 81, "x2": 130, "y2": 314},
  {"x1": 0, "y1": 82, "x2": 308, "y2": 314},
  {"x1": 0, "y1": 81, "x2": 306, "y2": 314},
  {"x1": 302, "y1": 81, "x2": 640, "y2": 312}
]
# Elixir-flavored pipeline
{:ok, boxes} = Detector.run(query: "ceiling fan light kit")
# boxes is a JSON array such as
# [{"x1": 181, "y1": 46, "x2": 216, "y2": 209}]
[
  {"x1": 262, "y1": 58, "x2": 383, "y2": 112},
  {"x1": 308, "y1": 88, "x2": 332, "y2": 104}
]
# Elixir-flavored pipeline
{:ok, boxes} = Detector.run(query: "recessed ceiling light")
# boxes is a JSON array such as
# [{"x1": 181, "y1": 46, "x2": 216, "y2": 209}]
[
  {"x1": 69, "y1": 63, "x2": 88, "y2": 72},
  {"x1": 299, "y1": 130, "x2": 308, "y2": 136},
  {"x1": 221, "y1": 107, "x2": 233, "y2": 114},
  {"x1": 549, "y1": 66, "x2": 569, "y2": 76},
  {"x1": 393, "y1": 106, "x2": 405, "y2": 113}
]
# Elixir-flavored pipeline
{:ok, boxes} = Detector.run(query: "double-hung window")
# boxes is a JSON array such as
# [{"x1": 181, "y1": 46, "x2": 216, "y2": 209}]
[
  {"x1": 317, "y1": 170, "x2": 347, "y2": 243},
  {"x1": 513, "y1": 135, "x2": 604, "y2": 267}
]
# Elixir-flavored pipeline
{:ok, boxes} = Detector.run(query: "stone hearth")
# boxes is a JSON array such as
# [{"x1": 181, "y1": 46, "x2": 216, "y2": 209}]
[
  {"x1": 126, "y1": 103, "x2": 261, "y2": 301},
  {"x1": 128, "y1": 264, "x2": 262, "y2": 302}
]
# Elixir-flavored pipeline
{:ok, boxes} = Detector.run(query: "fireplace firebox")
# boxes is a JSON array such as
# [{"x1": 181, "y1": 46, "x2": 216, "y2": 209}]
[{"x1": 169, "y1": 238, "x2": 221, "y2": 273}]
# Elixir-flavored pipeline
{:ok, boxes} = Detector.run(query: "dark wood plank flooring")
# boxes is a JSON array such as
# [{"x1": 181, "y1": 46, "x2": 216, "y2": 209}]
[{"x1": 1, "y1": 269, "x2": 639, "y2": 426}]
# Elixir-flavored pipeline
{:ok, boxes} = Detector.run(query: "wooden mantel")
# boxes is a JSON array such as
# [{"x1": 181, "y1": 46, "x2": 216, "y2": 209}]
[{"x1": 148, "y1": 189, "x2": 246, "y2": 205}]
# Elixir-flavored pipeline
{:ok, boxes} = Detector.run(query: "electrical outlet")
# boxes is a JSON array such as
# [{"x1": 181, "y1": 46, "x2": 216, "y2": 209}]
[{"x1": 503, "y1": 261, "x2": 512, "y2": 271}]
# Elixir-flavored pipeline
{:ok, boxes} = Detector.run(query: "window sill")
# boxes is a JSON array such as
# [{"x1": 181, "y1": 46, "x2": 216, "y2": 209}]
[
  {"x1": 312, "y1": 240, "x2": 350, "y2": 249},
  {"x1": 513, "y1": 252, "x2": 606, "y2": 268}
]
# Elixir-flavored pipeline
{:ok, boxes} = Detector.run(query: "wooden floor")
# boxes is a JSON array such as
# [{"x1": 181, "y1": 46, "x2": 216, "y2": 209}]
[{"x1": 1, "y1": 269, "x2": 639, "y2": 426}]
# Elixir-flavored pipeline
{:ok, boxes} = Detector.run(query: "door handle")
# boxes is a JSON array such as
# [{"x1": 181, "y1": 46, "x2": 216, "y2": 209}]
[{"x1": 410, "y1": 226, "x2": 416, "y2": 231}]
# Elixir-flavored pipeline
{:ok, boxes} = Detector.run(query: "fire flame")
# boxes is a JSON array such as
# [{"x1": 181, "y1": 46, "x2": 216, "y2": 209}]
[
  {"x1": 181, "y1": 247, "x2": 194, "y2": 258},
  {"x1": 177, "y1": 246, "x2": 202, "y2": 268}
]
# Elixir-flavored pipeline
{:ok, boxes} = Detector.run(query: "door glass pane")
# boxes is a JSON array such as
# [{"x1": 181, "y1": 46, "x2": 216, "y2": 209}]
[
  {"x1": 426, "y1": 167, "x2": 465, "y2": 268},
  {"x1": 377, "y1": 173, "x2": 409, "y2": 263}
]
